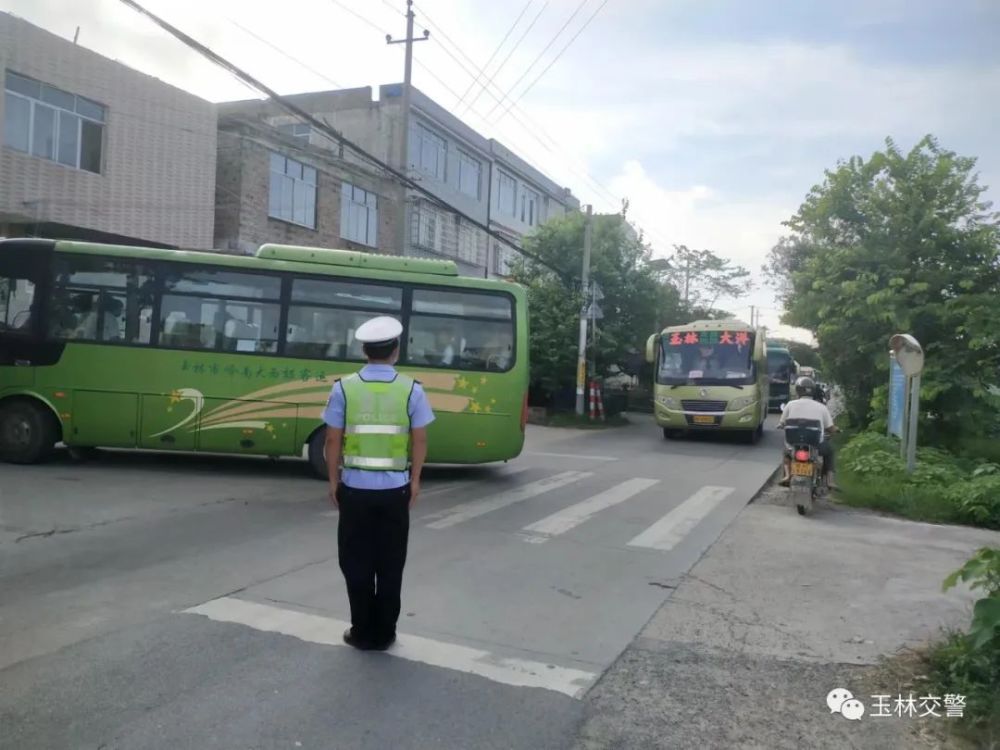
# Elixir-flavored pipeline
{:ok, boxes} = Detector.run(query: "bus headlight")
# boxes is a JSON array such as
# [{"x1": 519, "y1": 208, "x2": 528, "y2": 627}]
[
  {"x1": 657, "y1": 396, "x2": 676, "y2": 407},
  {"x1": 729, "y1": 397, "x2": 757, "y2": 411}
]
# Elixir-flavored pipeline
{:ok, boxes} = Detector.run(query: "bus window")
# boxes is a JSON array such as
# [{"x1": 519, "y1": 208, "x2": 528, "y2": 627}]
[
  {"x1": 159, "y1": 268, "x2": 281, "y2": 353},
  {"x1": 0, "y1": 276, "x2": 36, "y2": 332},
  {"x1": 49, "y1": 256, "x2": 154, "y2": 344},
  {"x1": 291, "y1": 277, "x2": 402, "y2": 312},
  {"x1": 286, "y1": 277, "x2": 404, "y2": 361},
  {"x1": 406, "y1": 289, "x2": 514, "y2": 371}
]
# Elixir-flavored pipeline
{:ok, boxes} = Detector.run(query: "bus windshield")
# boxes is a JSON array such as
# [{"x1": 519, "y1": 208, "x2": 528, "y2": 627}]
[
  {"x1": 767, "y1": 349, "x2": 793, "y2": 384},
  {"x1": 658, "y1": 330, "x2": 756, "y2": 385}
]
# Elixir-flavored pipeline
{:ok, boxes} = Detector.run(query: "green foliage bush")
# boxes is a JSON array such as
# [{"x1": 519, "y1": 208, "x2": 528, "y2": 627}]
[
  {"x1": 838, "y1": 432, "x2": 1000, "y2": 527},
  {"x1": 930, "y1": 547, "x2": 1000, "y2": 741}
]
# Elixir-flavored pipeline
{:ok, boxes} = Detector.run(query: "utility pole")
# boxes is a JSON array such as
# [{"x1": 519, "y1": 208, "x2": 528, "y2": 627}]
[
  {"x1": 387, "y1": 1, "x2": 429, "y2": 256},
  {"x1": 750, "y1": 305, "x2": 755, "y2": 327},
  {"x1": 575, "y1": 205, "x2": 593, "y2": 416}
]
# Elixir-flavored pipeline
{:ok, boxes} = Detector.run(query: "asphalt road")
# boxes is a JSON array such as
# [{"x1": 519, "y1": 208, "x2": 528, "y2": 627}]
[{"x1": 0, "y1": 415, "x2": 782, "y2": 750}]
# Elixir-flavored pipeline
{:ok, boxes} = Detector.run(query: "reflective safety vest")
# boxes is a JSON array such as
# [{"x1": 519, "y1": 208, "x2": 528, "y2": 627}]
[{"x1": 341, "y1": 372, "x2": 414, "y2": 471}]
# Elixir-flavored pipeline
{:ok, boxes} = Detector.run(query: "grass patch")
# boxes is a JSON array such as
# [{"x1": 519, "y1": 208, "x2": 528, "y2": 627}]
[
  {"x1": 836, "y1": 474, "x2": 968, "y2": 525},
  {"x1": 537, "y1": 411, "x2": 630, "y2": 429},
  {"x1": 833, "y1": 431, "x2": 1000, "y2": 529}
]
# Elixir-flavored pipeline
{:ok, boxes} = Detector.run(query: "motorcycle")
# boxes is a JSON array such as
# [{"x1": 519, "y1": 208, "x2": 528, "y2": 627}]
[{"x1": 781, "y1": 418, "x2": 826, "y2": 516}]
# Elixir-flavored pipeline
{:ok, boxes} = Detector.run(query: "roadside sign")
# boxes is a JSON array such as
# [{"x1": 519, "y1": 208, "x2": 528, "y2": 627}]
[{"x1": 888, "y1": 355, "x2": 905, "y2": 439}]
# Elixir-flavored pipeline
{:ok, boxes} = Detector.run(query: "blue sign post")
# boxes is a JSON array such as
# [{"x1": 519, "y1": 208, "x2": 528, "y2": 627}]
[{"x1": 888, "y1": 355, "x2": 906, "y2": 439}]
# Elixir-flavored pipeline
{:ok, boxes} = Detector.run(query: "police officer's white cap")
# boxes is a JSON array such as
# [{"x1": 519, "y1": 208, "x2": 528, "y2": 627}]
[{"x1": 355, "y1": 315, "x2": 403, "y2": 345}]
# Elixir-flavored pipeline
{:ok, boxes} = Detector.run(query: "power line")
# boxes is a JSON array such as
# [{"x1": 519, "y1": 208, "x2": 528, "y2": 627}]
[
  {"x1": 461, "y1": 0, "x2": 549, "y2": 117},
  {"x1": 415, "y1": 8, "x2": 673, "y2": 248},
  {"x1": 453, "y1": 0, "x2": 534, "y2": 111},
  {"x1": 326, "y1": 1, "x2": 622, "y2": 224},
  {"x1": 226, "y1": 18, "x2": 344, "y2": 89},
  {"x1": 497, "y1": 0, "x2": 612, "y2": 123},
  {"x1": 484, "y1": 0, "x2": 590, "y2": 119},
  {"x1": 118, "y1": 0, "x2": 564, "y2": 278}
]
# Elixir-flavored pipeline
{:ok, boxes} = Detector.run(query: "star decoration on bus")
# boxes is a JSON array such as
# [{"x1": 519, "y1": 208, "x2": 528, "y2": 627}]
[
  {"x1": 455, "y1": 376, "x2": 469, "y2": 391},
  {"x1": 469, "y1": 402, "x2": 481, "y2": 414}
]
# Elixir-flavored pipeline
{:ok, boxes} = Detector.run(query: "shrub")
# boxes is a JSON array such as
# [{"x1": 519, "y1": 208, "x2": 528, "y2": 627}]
[
  {"x1": 945, "y1": 476, "x2": 1000, "y2": 528},
  {"x1": 931, "y1": 547, "x2": 1000, "y2": 741}
]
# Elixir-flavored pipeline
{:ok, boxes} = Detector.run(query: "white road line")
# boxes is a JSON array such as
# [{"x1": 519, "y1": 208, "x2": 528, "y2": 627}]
[
  {"x1": 626, "y1": 485, "x2": 736, "y2": 551},
  {"x1": 184, "y1": 597, "x2": 596, "y2": 698},
  {"x1": 526, "y1": 452, "x2": 618, "y2": 462},
  {"x1": 420, "y1": 465, "x2": 533, "y2": 498},
  {"x1": 319, "y1": 466, "x2": 534, "y2": 517},
  {"x1": 520, "y1": 478, "x2": 660, "y2": 543},
  {"x1": 424, "y1": 471, "x2": 593, "y2": 530}
]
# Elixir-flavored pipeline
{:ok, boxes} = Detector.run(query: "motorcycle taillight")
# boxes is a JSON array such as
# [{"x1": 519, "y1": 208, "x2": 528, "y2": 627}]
[{"x1": 794, "y1": 449, "x2": 810, "y2": 462}]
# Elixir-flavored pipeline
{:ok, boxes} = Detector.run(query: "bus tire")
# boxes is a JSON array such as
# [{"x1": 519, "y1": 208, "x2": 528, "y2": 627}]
[
  {"x1": 0, "y1": 398, "x2": 59, "y2": 464},
  {"x1": 307, "y1": 428, "x2": 329, "y2": 480},
  {"x1": 663, "y1": 427, "x2": 681, "y2": 440}
]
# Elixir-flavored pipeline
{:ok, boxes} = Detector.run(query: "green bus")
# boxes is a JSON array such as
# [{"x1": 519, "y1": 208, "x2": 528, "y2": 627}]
[
  {"x1": 0, "y1": 239, "x2": 528, "y2": 477},
  {"x1": 645, "y1": 318, "x2": 768, "y2": 443},
  {"x1": 766, "y1": 343, "x2": 797, "y2": 412}
]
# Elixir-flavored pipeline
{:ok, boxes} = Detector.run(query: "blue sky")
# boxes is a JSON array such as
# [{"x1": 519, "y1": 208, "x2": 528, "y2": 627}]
[{"x1": 4, "y1": 0, "x2": 998, "y2": 340}]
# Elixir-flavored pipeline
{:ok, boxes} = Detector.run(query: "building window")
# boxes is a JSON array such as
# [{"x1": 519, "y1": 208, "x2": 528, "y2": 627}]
[
  {"x1": 457, "y1": 219, "x2": 484, "y2": 266},
  {"x1": 3, "y1": 71, "x2": 105, "y2": 173},
  {"x1": 458, "y1": 151, "x2": 481, "y2": 199},
  {"x1": 521, "y1": 188, "x2": 539, "y2": 226},
  {"x1": 340, "y1": 182, "x2": 378, "y2": 248},
  {"x1": 415, "y1": 204, "x2": 441, "y2": 253},
  {"x1": 268, "y1": 152, "x2": 317, "y2": 228},
  {"x1": 496, "y1": 171, "x2": 516, "y2": 217},
  {"x1": 278, "y1": 122, "x2": 311, "y2": 142},
  {"x1": 414, "y1": 123, "x2": 446, "y2": 181}
]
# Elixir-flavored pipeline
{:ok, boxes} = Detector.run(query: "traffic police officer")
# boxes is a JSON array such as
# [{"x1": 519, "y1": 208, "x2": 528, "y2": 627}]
[{"x1": 322, "y1": 315, "x2": 435, "y2": 650}]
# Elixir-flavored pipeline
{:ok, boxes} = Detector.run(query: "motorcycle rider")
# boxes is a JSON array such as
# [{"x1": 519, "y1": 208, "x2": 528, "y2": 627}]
[{"x1": 778, "y1": 376, "x2": 838, "y2": 490}]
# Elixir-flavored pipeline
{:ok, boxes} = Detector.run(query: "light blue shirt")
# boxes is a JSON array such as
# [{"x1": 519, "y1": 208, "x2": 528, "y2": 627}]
[{"x1": 322, "y1": 364, "x2": 435, "y2": 489}]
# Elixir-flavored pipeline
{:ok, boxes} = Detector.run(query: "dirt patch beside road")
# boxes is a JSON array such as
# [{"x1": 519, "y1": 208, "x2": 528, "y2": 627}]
[{"x1": 574, "y1": 484, "x2": 1000, "y2": 749}]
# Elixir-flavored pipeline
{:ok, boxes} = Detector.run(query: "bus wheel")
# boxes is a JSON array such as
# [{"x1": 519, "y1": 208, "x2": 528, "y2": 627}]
[
  {"x1": 0, "y1": 399, "x2": 58, "y2": 464},
  {"x1": 307, "y1": 429, "x2": 329, "y2": 480},
  {"x1": 663, "y1": 428, "x2": 680, "y2": 440}
]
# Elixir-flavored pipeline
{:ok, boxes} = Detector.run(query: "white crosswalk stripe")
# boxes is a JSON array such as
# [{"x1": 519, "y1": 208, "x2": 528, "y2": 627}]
[
  {"x1": 519, "y1": 478, "x2": 660, "y2": 543},
  {"x1": 626, "y1": 485, "x2": 735, "y2": 551},
  {"x1": 184, "y1": 597, "x2": 597, "y2": 698},
  {"x1": 423, "y1": 471, "x2": 593, "y2": 530}
]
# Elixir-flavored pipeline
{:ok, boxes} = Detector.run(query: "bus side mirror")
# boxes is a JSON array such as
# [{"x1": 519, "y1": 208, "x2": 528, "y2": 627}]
[{"x1": 645, "y1": 334, "x2": 658, "y2": 364}]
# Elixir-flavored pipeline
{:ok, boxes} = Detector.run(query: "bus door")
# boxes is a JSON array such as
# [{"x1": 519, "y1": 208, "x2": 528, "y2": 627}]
[{"x1": 0, "y1": 241, "x2": 53, "y2": 382}]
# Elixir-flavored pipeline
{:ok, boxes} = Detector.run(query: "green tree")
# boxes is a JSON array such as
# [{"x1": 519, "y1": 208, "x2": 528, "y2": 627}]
[
  {"x1": 667, "y1": 244, "x2": 753, "y2": 311},
  {"x1": 765, "y1": 136, "x2": 1000, "y2": 440},
  {"x1": 509, "y1": 212, "x2": 685, "y2": 399}
]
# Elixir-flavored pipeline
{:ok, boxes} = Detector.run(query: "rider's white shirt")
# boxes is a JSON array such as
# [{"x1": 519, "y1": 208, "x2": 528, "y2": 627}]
[{"x1": 779, "y1": 397, "x2": 834, "y2": 446}]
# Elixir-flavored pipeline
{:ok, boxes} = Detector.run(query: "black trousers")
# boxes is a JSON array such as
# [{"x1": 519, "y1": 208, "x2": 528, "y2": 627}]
[{"x1": 336, "y1": 483, "x2": 411, "y2": 643}]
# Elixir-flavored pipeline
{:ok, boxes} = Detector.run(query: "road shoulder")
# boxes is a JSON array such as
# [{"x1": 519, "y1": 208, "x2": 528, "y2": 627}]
[{"x1": 573, "y1": 484, "x2": 1000, "y2": 749}]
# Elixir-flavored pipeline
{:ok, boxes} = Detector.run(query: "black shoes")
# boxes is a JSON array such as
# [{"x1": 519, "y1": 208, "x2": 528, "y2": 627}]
[{"x1": 342, "y1": 628, "x2": 396, "y2": 651}]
